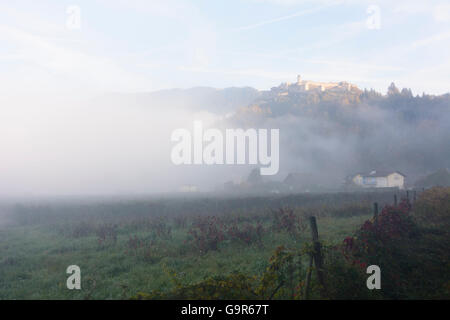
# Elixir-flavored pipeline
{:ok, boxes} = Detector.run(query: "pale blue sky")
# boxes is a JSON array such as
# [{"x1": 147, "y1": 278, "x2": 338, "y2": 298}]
[{"x1": 1, "y1": 0, "x2": 449, "y2": 95}]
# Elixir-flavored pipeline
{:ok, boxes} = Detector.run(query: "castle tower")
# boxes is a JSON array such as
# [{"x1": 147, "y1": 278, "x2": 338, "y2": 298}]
[{"x1": 297, "y1": 75, "x2": 302, "y2": 84}]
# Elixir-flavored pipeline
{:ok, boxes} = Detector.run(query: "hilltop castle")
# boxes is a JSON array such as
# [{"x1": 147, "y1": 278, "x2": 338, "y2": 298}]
[{"x1": 278, "y1": 75, "x2": 358, "y2": 94}]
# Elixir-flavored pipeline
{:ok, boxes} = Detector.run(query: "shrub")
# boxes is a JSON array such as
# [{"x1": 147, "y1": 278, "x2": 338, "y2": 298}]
[
  {"x1": 150, "y1": 218, "x2": 172, "y2": 239},
  {"x1": 414, "y1": 187, "x2": 450, "y2": 228},
  {"x1": 322, "y1": 246, "x2": 379, "y2": 299},
  {"x1": 125, "y1": 235, "x2": 158, "y2": 262},
  {"x1": 173, "y1": 215, "x2": 188, "y2": 229},
  {"x1": 226, "y1": 221, "x2": 265, "y2": 247},
  {"x1": 132, "y1": 272, "x2": 259, "y2": 300},
  {"x1": 341, "y1": 199, "x2": 416, "y2": 267},
  {"x1": 338, "y1": 200, "x2": 438, "y2": 298},
  {"x1": 96, "y1": 223, "x2": 118, "y2": 247},
  {"x1": 125, "y1": 235, "x2": 144, "y2": 256},
  {"x1": 271, "y1": 208, "x2": 306, "y2": 237},
  {"x1": 131, "y1": 246, "x2": 304, "y2": 300},
  {"x1": 57, "y1": 221, "x2": 96, "y2": 238},
  {"x1": 257, "y1": 245, "x2": 303, "y2": 299},
  {"x1": 187, "y1": 216, "x2": 225, "y2": 253}
]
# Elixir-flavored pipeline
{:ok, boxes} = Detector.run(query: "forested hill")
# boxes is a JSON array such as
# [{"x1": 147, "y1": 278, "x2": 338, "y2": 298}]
[
  {"x1": 226, "y1": 82, "x2": 450, "y2": 184},
  {"x1": 94, "y1": 81, "x2": 450, "y2": 184},
  {"x1": 233, "y1": 82, "x2": 450, "y2": 123}
]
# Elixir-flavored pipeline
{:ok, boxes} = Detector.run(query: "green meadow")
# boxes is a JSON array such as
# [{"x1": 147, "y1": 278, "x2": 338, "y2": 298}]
[{"x1": 0, "y1": 190, "x2": 448, "y2": 299}]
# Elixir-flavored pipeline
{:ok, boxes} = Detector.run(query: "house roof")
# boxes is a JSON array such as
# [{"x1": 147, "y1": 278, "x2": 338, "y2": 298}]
[{"x1": 354, "y1": 170, "x2": 406, "y2": 178}]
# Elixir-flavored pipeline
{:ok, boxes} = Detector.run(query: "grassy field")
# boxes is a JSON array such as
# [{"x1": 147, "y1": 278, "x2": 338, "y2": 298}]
[{"x1": 0, "y1": 190, "x2": 448, "y2": 299}]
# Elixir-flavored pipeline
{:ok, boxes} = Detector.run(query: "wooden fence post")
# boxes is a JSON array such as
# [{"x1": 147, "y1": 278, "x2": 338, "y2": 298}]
[
  {"x1": 304, "y1": 254, "x2": 313, "y2": 300},
  {"x1": 308, "y1": 216, "x2": 327, "y2": 298}
]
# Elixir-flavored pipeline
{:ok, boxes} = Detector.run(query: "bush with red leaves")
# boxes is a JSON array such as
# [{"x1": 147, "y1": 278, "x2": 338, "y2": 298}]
[
  {"x1": 271, "y1": 208, "x2": 306, "y2": 237},
  {"x1": 187, "y1": 216, "x2": 226, "y2": 253},
  {"x1": 341, "y1": 199, "x2": 416, "y2": 269},
  {"x1": 226, "y1": 221, "x2": 264, "y2": 246}
]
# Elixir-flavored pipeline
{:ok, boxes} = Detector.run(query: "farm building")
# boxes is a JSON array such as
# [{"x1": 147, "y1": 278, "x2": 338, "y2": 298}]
[{"x1": 351, "y1": 170, "x2": 405, "y2": 189}]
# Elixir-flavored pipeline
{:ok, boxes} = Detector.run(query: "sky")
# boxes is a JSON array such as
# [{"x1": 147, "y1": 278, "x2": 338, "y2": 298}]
[{"x1": 0, "y1": 0, "x2": 449, "y2": 96}]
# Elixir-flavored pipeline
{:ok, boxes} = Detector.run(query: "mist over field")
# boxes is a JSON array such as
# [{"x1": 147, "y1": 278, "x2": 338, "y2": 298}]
[
  {"x1": 1, "y1": 83, "x2": 449, "y2": 196},
  {"x1": 0, "y1": 0, "x2": 449, "y2": 302}
]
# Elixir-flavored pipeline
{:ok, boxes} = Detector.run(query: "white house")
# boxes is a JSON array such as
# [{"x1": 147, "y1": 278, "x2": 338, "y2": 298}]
[{"x1": 351, "y1": 170, "x2": 405, "y2": 189}]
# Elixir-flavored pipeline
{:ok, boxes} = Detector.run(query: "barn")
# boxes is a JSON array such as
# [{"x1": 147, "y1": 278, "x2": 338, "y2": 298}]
[{"x1": 351, "y1": 170, "x2": 405, "y2": 189}]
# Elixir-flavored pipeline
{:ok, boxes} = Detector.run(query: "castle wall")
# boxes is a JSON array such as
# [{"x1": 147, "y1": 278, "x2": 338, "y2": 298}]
[{"x1": 292, "y1": 75, "x2": 357, "y2": 92}]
